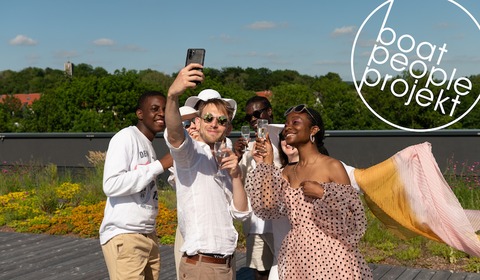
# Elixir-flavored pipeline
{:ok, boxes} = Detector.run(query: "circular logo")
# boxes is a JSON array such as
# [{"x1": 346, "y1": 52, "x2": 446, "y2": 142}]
[{"x1": 351, "y1": 0, "x2": 480, "y2": 132}]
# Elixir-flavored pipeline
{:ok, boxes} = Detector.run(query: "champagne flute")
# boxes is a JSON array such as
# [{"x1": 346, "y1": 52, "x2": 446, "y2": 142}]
[
  {"x1": 214, "y1": 141, "x2": 227, "y2": 177},
  {"x1": 257, "y1": 119, "x2": 268, "y2": 139},
  {"x1": 241, "y1": 126, "x2": 251, "y2": 151}
]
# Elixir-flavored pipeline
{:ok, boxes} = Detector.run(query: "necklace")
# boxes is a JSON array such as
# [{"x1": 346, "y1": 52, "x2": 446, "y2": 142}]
[
  {"x1": 293, "y1": 155, "x2": 319, "y2": 182},
  {"x1": 293, "y1": 163, "x2": 301, "y2": 182}
]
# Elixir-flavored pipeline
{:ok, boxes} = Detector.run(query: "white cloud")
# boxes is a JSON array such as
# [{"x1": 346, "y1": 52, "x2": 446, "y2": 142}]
[
  {"x1": 331, "y1": 26, "x2": 357, "y2": 37},
  {"x1": 9, "y1": 35, "x2": 37, "y2": 46},
  {"x1": 93, "y1": 38, "x2": 115, "y2": 46},
  {"x1": 247, "y1": 21, "x2": 277, "y2": 30}
]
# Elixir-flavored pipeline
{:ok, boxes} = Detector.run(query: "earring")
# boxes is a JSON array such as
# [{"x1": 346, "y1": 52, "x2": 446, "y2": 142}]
[{"x1": 310, "y1": 134, "x2": 315, "y2": 143}]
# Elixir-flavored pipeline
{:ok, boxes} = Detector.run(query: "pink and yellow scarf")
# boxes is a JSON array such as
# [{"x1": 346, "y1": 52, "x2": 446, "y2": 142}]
[{"x1": 354, "y1": 142, "x2": 480, "y2": 257}]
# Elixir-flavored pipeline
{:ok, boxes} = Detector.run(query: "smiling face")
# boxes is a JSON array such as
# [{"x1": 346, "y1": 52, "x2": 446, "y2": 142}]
[
  {"x1": 136, "y1": 95, "x2": 166, "y2": 141},
  {"x1": 185, "y1": 118, "x2": 200, "y2": 140},
  {"x1": 197, "y1": 103, "x2": 230, "y2": 145},
  {"x1": 245, "y1": 101, "x2": 272, "y2": 129},
  {"x1": 283, "y1": 112, "x2": 316, "y2": 147}
]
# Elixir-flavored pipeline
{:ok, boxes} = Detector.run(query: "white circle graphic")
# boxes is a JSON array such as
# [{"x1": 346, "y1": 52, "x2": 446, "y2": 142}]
[{"x1": 351, "y1": 0, "x2": 480, "y2": 132}]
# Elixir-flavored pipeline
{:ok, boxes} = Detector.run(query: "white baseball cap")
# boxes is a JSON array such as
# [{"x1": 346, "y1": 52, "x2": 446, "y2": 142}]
[
  {"x1": 179, "y1": 106, "x2": 198, "y2": 121},
  {"x1": 184, "y1": 89, "x2": 237, "y2": 120}
]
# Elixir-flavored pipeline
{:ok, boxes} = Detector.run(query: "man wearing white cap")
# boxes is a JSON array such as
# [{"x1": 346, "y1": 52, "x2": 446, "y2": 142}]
[
  {"x1": 185, "y1": 89, "x2": 237, "y2": 119},
  {"x1": 185, "y1": 89, "x2": 237, "y2": 149},
  {"x1": 165, "y1": 64, "x2": 251, "y2": 280},
  {"x1": 171, "y1": 94, "x2": 234, "y2": 280}
]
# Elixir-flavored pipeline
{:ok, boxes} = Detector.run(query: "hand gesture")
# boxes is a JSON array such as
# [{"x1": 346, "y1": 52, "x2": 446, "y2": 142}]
[
  {"x1": 168, "y1": 64, "x2": 204, "y2": 98},
  {"x1": 218, "y1": 147, "x2": 241, "y2": 178},
  {"x1": 233, "y1": 138, "x2": 248, "y2": 159},
  {"x1": 300, "y1": 180, "x2": 325, "y2": 199},
  {"x1": 252, "y1": 132, "x2": 274, "y2": 165}
]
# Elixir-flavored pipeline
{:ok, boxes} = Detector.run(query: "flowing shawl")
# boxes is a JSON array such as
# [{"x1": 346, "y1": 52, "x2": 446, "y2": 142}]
[{"x1": 354, "y1": 142, "x2": 480, "y2": 257}]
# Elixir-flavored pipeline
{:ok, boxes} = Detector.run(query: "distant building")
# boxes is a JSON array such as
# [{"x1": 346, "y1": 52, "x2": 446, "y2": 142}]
[
  {"x1": 0, "y1": 93, "x2": 41, "y2": 107},
  {"x1": 64, "y1": 61, "x2": 74, "y2": 77}
]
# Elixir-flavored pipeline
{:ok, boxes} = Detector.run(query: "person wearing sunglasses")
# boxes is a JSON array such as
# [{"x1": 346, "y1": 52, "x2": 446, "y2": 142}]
[
  {"x1": 179, "y1": 105, "x2": 200, "y2": 141},
  {"x1": 164, "y1": 63, "x2": 251, "y2": 280},
  {"x1": 234, "y1": 95, "x2": 276, "y2": 280},
  {"x1": 168, "y1": 105, "x2": 200, "y2": 280},
  {"x1": 234, "y1": 96, "x2": 273, "y2": 160},
  {"x1": 245, "y1": 104, "x2": 372, "y2": 279},
  {"x1": 185, "y1": 88, "x2": 236, "y2": 150}
]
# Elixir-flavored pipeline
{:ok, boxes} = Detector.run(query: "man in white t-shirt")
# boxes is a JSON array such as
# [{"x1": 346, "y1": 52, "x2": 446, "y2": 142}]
[{"x1": 99, "y1": 90, "x2": 173, "y2": 280}]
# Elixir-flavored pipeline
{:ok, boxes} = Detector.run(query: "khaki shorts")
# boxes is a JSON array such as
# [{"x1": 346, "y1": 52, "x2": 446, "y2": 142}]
[
  {"x1": 101, "y1": 232, "x2": 160, "y2": 280},
  {"x1": 245, "y1": 233, "x2": 274, "y2": 271}
]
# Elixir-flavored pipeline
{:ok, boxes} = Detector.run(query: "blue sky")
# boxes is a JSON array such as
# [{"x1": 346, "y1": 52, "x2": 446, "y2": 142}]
[{"x1": 1, "y1": 0, "x2": 479, "y2": 81}]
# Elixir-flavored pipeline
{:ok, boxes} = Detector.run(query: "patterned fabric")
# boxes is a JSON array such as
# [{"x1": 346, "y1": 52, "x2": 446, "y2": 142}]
[
  {"x1": 246, "y1": 163, "x2": 372, "y2": 280},
  {"x1": 355, "y1": 142, "x2": 480, "y2": 257}
]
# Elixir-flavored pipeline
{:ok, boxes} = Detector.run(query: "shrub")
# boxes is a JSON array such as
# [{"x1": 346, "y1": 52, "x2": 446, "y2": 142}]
[
  {"x1": 156, "y1": 201, "x2": 177, "y2": 243},
  {"x1": 0, "y1": 191, "x2": 41, "y2": 225},
  {"x1": 465, "y1": 257, "x2": 480, "y2": 273}
]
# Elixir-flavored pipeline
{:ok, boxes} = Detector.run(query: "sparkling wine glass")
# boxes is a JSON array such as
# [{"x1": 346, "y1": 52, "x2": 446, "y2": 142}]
[
  {"x1": 214, "y1": 141, "x2": 227, "y2": 177},
  {"x1": 241, "y1": 126, "x2": 251, "y2": 151},
  {"x1": 257, "y1": 119, "x2": 268, "y2": 139}
]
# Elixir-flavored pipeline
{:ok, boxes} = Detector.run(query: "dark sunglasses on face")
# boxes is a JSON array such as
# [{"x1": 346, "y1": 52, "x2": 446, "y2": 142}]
[
  {"x1": 244, "y1": 107, "x2": 268, "y2": 122},
  {"x1": 284, "y1": 104, "x2": 317, "y2": 125},
  {"x1": 182, "y1": 118, "x2": 195, "y2": 129},
  {"x1": 202, "y1": 113, "x2": 229, "y2": 126}
]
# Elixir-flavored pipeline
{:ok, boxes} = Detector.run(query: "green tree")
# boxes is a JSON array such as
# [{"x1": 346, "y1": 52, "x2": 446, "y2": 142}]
[
  {"x1": 312, "y1": 72, "x2": 383, "y2": 130},
  {"x1": 2, "y1": 65, "x2": 480, "y2": 132},
  {"x1": 270, "y1": 83, "x2": 317, "y2": 124},
  {"x1": 29, "y1": 69, "x2": 143, "y2": 132},
  {"x1": 0, "y1": 95, "x2": 23, "y2": 132}
]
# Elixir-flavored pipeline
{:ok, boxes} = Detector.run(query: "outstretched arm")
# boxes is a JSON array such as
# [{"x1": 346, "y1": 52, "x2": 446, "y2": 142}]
[{"x1": 165, "y1": 64, "x2": 204, "y2": 148}]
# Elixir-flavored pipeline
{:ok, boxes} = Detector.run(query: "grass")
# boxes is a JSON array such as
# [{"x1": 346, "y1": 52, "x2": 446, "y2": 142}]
[{"x1": 1, "y1": 152, "x2": 480, "y2": 272}]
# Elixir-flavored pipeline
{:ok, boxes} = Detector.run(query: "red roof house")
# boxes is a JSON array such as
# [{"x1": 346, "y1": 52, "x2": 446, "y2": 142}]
[{"x1": 0, "y1": 93, "x2": 41, "y2": 107}]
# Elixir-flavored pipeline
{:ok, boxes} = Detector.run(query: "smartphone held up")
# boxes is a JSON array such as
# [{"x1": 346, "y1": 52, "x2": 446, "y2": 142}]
[
  {"x1": 185, "y1": 49, "x2": 205, "y2": 68},
  {"x1": 185, "y1": 48, "x2": 205, "y2": 84}
]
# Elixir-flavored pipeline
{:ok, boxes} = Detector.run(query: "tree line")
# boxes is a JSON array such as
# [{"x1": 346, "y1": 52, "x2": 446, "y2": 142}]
[{"x1": 1, "y1": 64, "x2": 479, "y2": 132}]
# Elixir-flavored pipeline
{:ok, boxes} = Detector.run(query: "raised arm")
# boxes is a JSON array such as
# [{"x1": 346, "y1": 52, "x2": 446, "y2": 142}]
[{"x1": 165, "y1": 64, "x2": 204, "y2": 148}]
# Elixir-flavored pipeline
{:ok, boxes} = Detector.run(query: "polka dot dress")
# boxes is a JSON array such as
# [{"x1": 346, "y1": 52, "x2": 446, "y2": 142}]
[{"x1": 245, "y1": 163, "x2": 373, "y2": 280}]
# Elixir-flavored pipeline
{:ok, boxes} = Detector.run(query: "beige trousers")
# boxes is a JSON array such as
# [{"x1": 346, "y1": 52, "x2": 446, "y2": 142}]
[{"x1": 102, "y1": 232, "x2": 161, "y2": 280}]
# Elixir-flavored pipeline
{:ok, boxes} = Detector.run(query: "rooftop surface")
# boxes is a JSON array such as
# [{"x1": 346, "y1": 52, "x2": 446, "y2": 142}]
[{"x1": 1, "y1": 232, "x2": 479, "y2": 280}]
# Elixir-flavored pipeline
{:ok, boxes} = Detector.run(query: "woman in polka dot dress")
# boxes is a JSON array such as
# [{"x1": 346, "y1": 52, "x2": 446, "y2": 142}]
[{"x1": 246, "y1": 104, "x2": 372, "y2": 280}]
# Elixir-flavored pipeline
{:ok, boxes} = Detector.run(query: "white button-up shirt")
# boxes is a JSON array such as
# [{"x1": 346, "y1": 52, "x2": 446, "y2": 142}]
[{"x1": 165, "y1": 130, "x2": 251, "y2": 256}]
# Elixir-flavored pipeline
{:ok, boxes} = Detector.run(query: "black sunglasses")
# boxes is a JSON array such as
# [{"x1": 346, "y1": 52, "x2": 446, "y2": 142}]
[
  {"x1": 284, "y1": 104, "x2": 317, "y2": 124},
  {"x1": 182, "y1": 118, "x2": 195, "y2": 129},
  {"x1": 202, "y1": 113, "x2": 229, "y2": 126},
  {"x1": 244, "y1": 107, "x2": 268, "y2": 122}
]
